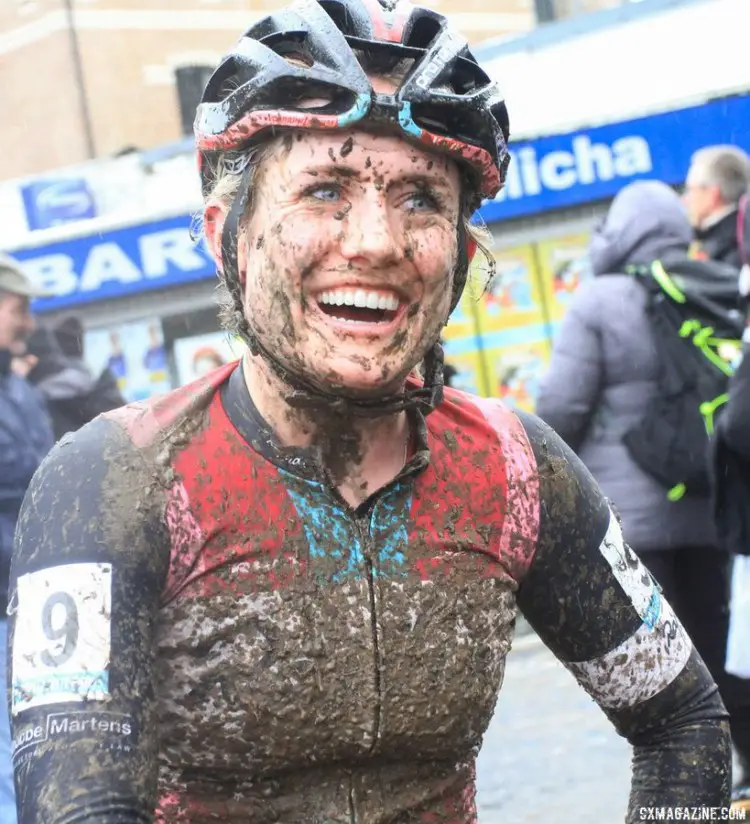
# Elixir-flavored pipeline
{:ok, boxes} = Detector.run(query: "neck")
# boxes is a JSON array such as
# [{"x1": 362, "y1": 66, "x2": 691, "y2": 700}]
[
  {"x1": 700, "y1": 204, "x2": 737, "y2": 231},
  {"x1": 241, "y1": 354, "x2": 410, "y2": 503}
]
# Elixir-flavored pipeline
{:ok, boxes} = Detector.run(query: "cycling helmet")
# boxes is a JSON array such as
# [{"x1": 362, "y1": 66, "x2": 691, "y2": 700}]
[
  {"x1": 195, "y1": 0, "x2": 510, "y2": 416},
  {"x1": 196, "y1": 0, "x2": 509, "y2": 199}
]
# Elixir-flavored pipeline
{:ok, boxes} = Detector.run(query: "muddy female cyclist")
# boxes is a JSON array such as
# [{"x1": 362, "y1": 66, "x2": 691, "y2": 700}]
[{"x1": 8, "y1": 0, "x2": 731, "y2": 821}]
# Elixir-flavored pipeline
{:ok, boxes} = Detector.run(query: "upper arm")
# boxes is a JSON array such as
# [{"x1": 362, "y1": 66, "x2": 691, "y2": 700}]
[
  {"x1": 514, "y1": 410, "x2": 725, "y2": 738},
  {"x1": 10, "y1": 417, "x2": 170, "y2": 823},
  {"x1": 535, "y1": 283, "x2": 603, "y2": 449}
]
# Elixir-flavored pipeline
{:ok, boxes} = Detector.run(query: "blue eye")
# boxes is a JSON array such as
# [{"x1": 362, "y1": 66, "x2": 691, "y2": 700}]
[
  {"x1": 405, "y1": 191, "x2": 440, "y2": 212},
  {"x1": 306, "y1": 184, "x2": 341, "y2": 201}
]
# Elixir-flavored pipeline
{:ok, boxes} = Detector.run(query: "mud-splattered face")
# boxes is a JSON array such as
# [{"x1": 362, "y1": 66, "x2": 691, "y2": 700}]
[{"x1": 237, "y1": 128, "x2": 461, "y2": 395}]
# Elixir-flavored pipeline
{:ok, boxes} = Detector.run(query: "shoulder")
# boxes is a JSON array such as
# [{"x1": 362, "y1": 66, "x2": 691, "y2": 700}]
[
  {"x1": 513, "y1": 408, "x2": 610, "y2": 535},
  {"x1": 14, "y1": 413, "x2": 170, "y2": 568},
  {"x1": 433, "y1": 389, "x2": 533, "y2": 454},
  {"x1": 26, "y1": 414, "x2": 146, "y2": 498},
  {"x1": 572, "y1": 274, "x2": 643, "y2": 308},
  {"x1": 102, "y1": 361, "x2": 237, "y2": 448},
  {"x1": 6, "y1": 372, "x2": 46, "y2": 403}
]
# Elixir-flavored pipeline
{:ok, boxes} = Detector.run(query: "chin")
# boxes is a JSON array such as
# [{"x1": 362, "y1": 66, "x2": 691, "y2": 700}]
[{"x1": 313, "y1": 358, "x2": 409, "y2": 398}]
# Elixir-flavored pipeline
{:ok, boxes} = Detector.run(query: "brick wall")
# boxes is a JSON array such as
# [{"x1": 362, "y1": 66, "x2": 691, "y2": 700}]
[{"x1": 0, "y1": 0, "x2": 540, "y2": 179}]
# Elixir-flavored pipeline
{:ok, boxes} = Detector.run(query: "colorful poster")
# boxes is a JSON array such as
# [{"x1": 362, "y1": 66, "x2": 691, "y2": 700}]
[
  {"x1": 487, "y1": 340, "x2": 551, "y2": 412},
  {"x1": 479, "y1": 245, "x2": 550, "y2": 341},
  {"x1": 433, "y1": 236, "x2": 593, "y2": 404},
  {"x1": 443, "y1": 244, "x2": 552, "y2": 400},
  {"x1": 443, "y1": 347, "x2": 487, "y2": 397},
  {"x1": 483, "y1": 245, "x2": 538, "y2": 320},
  {"x1": 443, "y1": 259, "x2": 497, "y2": 397},
  {"x1": 537, "y1": 233, "x2": 592, "y2": 323},
  {"x1": 173, "y1": 330, "x2": 247, "y2": 386},
  {"x1": 84, "y1": 318, "x2": 173, "y2": 402}
]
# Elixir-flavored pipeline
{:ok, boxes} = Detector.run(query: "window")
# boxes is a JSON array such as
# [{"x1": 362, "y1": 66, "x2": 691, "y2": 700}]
[{"x1": 174, "y1": 65, "x2": 214, "y2": 137}]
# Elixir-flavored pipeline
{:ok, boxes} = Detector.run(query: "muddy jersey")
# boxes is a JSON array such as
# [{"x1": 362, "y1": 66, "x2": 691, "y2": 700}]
[{"x1": 9, "y1": 362, "x2": 730, "y2": 823}]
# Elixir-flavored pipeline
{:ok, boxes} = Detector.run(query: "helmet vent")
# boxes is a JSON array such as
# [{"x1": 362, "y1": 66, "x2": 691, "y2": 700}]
[
  {"x1": 404, "y1": 16, "x2": 442, "y2": 50},
  {"x1": 318, "y1": 0, "x2": 358, "y2": 36}
]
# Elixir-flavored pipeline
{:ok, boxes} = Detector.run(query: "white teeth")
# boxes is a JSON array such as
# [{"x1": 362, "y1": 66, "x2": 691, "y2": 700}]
[
  {"x1": 353, "y1": 289, "x2": 367, "y2": 308},
  {"x1": 318, "y1": 289, "x2": 401, "y2": 311}
]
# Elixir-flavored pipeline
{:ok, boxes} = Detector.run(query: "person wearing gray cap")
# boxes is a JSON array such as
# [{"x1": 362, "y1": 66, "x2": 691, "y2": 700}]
[{"x1": 0, "y1": 253, "x2": 53, "y2": 823}]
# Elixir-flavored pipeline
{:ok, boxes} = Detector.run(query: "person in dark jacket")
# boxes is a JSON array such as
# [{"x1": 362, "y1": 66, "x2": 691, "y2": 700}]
[
  {"x1": 713, "y1": 323, "x2": 750, "y2": 810},
  {"x1": 683, "y1": 145, "x2": 750, "y2": 268},
  {"x1": 53, "y1": 313, "x2": 85, "y2": 358},
  {"x1": 535, "y1": 180, "x2": 741, "y2": 750},
  {"x1": 0, "y1": 254, "x2": 54, "y2": 822},
  {"x1": 26, "y1": 321, "x2": 125, "y2": 441}
]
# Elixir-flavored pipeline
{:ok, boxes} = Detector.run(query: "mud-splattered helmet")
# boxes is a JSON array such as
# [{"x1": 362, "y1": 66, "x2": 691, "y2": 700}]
[{"x1": 195, "y1": 0, "x2": 510, "y2": 204}]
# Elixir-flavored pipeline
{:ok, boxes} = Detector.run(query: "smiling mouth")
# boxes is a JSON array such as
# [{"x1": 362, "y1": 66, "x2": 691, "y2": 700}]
[{"x1": 316, "y1": 288, "x2": 402, "y2": 325}]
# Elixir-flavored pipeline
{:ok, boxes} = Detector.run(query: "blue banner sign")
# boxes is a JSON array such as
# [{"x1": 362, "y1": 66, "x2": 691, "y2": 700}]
[
  {"x1": 10, "y1": 214, "x2": 214, "y2": 313},
  {"x1": 478, "y1": 93, "x2": 750, "y2": 223}
]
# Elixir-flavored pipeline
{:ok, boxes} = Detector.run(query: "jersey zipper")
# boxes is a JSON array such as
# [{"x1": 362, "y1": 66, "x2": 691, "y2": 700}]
[{"x1": 358, "y1": 512, "x2": 383, "y2": 754}]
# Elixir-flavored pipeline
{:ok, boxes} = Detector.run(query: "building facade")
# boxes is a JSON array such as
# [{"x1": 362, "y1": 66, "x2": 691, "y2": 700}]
[{"x1": 1, "y1": 0, "x2": 538, "y2": 180}]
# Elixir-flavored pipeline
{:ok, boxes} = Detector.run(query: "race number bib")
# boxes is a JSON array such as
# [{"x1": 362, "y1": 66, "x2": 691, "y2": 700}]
[{"x1": 12, "y1": 563, "x2": 112, "y2": 716}]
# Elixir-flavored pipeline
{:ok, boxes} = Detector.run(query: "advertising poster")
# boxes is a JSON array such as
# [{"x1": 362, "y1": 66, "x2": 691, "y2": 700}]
[
  {"x1": 487, "y1": 340, "x2": 551, "y2": 412},
  {"x1": 443, "y1": 245, "x2": 553, "y2": 402},
  {"x1": 84, "y1": 318, "x2": 173, "y2": 403},
  {"x1": 173, "y1": 331, "x2": 247, "y2": 387},
  {"x1": 443, "y1": 262, "x2": 496, "y2": 397},
  {"x1": 428, "y1": 238, "x2": 592, "y2": 405},
  {"x1": 475, "y1": 245, "x2": 553, "y2": 406},
  {"x1": 442, "y1": 346, "x2": 487, "y2": 397},
  {"x1": 537, "y1": 233, "x2": 592, "y2": 324},
  {"x1": 479, "y1": 244, "x2": 551, "y2": 342}
]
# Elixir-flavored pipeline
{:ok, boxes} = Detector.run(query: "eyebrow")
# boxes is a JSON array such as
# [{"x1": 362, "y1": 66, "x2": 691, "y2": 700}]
[
  {"x1": 301, "y1": 166, "x2": 452, "y2": 191},
  {"x1": 395, "y1": 173, "x2": 453, "y2": 193},
  {"x1": 303, "y1": 165, "x2": 358, "y2": 178}
]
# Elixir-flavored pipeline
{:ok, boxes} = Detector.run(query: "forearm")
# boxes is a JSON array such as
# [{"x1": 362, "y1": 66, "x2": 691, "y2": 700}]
[{"x1": 606, "y1": 651, "x2": 730, "y2": 817}]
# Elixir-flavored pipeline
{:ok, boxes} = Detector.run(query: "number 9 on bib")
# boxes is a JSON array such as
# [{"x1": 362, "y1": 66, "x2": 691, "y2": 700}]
[{"x1": 11, "y1": 563, "x2": 112, "y2": 716}]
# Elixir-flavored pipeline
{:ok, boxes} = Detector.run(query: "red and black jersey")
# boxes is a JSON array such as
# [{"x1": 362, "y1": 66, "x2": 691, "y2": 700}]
[{"x1": 9, "y1": 363, "x2": 730, "y2": 822}]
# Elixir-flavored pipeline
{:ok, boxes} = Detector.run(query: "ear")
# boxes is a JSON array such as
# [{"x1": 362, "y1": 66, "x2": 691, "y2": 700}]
[
  {"x1": 204, "y1": 201, "x2": 250, "y2": 287},
  {"x1": 203, "y1": 201, "x2": 227, "y2": 268},
  {"x1": 710, "y1": 184, "x2": 726, "y2": 209}
]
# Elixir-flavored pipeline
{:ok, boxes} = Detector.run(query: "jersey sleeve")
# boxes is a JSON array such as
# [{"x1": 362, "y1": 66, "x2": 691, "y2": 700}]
[
  {"x1": 9, "y1": 416, "x2": 170, "y2": 823},
  {"x1": 514, "y1": 409, "x2": 732, "y2": 816}
]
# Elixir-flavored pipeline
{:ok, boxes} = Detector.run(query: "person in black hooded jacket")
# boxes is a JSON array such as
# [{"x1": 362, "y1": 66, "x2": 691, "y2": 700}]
[
  {"x1": 713, "y1": 214, "x2": 750, "y2": 810},
  {"x1": 25, "y1": 322, "x2": 125, "y2": 441}
]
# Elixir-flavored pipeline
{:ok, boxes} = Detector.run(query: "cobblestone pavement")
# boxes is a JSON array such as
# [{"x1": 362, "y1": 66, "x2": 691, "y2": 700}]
[{"x1": 476, "y1": 632, "x2": 632, "y2": 823}]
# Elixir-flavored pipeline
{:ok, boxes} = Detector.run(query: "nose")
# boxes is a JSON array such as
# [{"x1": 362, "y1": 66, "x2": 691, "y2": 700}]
[{"x1": 338, "y1": 192, "x2": 403, "y2": 266}]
